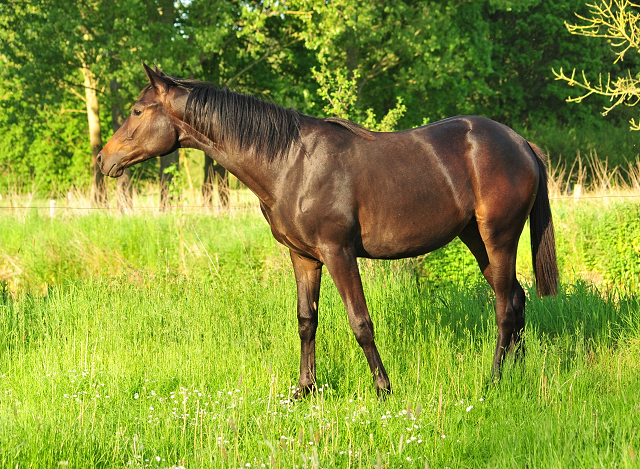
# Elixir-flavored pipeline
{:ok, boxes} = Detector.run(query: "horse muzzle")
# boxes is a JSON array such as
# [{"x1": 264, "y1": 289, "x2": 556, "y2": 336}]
[{"x1": 97, "y1": 151, "x2": 125, "y2": 178}]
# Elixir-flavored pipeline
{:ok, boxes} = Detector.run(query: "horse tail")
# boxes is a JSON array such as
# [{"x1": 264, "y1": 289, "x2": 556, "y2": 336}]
[{"x1": 527, "y1": 141, "x2": 559, "y2": 297}]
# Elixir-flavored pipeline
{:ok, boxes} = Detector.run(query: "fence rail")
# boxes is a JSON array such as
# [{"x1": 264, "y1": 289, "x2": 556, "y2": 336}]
[{"x1": 1, "y1": 193, "x2": 640, "y2": 215}]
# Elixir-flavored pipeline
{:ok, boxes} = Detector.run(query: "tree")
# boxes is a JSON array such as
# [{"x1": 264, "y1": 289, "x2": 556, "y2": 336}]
[
  {"x1": 553, "y1": 0, "x2": 640, "y2": 129},
  {"x1": 312, "y1": 61, "x2": 406, "y2": 131},
  {"x1": 178, "y1": 0, "x2": 313, "y2": 207},
  {"x1": 291, "y1": 0, "x2": 480, "y2": 125},
  {"x1": 0, "y1": 0, "x2": 189, "y2": 204}
]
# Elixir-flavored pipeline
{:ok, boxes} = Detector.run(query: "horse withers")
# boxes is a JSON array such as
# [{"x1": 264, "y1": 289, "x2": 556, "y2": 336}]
[{"x1": 98, "y1": 63, "x2": 558, "y2": 397}]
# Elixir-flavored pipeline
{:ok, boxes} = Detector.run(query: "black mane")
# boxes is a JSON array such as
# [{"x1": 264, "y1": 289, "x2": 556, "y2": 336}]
[{"x1": 161, "y1": 75, "x2": 301, "y2": 162}]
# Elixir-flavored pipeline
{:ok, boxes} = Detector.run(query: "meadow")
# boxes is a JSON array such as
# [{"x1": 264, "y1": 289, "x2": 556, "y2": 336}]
[{"x1": 1, "y1": 185, "x2": 640, "y2": 468}]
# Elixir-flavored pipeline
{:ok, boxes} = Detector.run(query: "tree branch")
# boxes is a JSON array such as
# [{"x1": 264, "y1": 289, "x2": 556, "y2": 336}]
[{"x1": 224, "y1": 36, "x2": 303, "y2": 88}]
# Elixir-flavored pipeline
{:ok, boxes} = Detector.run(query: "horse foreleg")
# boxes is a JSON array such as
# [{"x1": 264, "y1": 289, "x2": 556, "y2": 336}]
[
  {"x1": 322, "y1": 246, "x2": 391, "y2": 397},
  {"x1": 290, "y1": 250, "x2": 323, "y2": 398}
]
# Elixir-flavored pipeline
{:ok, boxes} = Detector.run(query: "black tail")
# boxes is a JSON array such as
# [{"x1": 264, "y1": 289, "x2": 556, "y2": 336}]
[{"x1": 528, "y1": 142, "x2": 558, "y2": 297}]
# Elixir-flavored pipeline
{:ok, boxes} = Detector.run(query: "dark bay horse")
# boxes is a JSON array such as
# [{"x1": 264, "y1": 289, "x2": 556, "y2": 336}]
[{"x1": 98, "y1": 64, "x2": 558, "y2": 396}]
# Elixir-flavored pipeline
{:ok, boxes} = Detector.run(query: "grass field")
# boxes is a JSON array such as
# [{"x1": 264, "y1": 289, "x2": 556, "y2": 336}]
[{"x1": 1, "y1": 192, "x2": 640, "y2": 468}]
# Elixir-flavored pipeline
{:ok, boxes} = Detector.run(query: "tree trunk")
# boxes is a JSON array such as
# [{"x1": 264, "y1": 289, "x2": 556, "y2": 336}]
[
  {"x1": 111, "y1": 77, "x2": 133, "y2": 213},
  {"x1": 159, "y1": 150, "x2": 180, "y2": 211},
  {"x1": 83, "y1": 67, "x2": 108, "y2": 207},
  {"x1": 203, "y1": 153, "x2": 229, "y2": 208},
  {"x1": 149, "y1": 0, "x2": 181, "y2": 211}
]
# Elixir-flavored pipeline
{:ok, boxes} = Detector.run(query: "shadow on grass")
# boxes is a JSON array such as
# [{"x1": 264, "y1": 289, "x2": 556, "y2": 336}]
[{"x1": 361, "y1": 261, "x2": 640, "y2": 370}]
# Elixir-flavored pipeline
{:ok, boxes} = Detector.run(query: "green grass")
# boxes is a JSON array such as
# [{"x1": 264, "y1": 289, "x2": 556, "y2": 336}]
[{"x1": 1, "y1": 203, "x2": 640, "y2": 467}]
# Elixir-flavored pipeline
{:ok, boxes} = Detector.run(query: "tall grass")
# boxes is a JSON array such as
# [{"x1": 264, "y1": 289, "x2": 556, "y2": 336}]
[{"x1": 1, "y1": 247, "x2": 639, "y2": 467}]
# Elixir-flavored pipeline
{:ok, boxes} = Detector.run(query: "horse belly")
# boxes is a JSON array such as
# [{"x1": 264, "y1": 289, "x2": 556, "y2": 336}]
[{"x1": 358, "y1": 204, "x2": 470, "y2": 259}]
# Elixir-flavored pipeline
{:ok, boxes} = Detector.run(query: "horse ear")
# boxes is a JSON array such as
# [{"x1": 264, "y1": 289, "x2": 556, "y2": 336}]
[
  {"x1": 142, "y1": 62, "x2": 170, "y2": 95},
  {"x1": 153, "y1": 63, "x2": 167, "y2": 77}
]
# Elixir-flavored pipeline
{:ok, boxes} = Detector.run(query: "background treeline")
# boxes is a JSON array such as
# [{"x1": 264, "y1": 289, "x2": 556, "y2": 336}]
[{"x1": 1, "y1": 0, "x2": 640, "y2": 196}]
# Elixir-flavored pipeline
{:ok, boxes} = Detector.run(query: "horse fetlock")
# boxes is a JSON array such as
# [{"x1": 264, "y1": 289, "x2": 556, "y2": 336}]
[
  {"x1": 294, "y1": 382, "x2": 315, "y2": 400},
  {"x1": 375, "y1": 378, "x2": 392, "y2": 398}
]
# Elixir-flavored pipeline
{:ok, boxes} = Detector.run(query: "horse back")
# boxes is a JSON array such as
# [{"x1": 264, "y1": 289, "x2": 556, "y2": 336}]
[{"x1": 281, "y1": 115, "x2": 538, "y2": 260}]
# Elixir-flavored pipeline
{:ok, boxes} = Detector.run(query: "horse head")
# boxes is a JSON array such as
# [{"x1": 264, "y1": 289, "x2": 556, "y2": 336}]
[{"x1": 98, "y1": 63, "x2": 187, "y2": 178}]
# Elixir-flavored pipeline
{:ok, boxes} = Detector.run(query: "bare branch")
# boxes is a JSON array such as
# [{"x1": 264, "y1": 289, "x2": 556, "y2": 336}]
[{"x1": 556, "y1": 0, "x2": 640, "y2": 129}]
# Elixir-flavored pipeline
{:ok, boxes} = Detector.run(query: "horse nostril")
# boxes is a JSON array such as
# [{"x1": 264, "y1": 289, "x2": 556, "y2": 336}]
[{"x1": 96, "y1": 152, "x2": 103, "y2": 166}]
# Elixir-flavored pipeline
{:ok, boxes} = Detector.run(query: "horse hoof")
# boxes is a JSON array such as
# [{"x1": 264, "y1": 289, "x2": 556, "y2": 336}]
[
  {"x1": 376, "y1": 384, "x2": 392, "y2": 400},
  {"x1": 293, "y1": 384, "x2": 314, "y2": 400}
]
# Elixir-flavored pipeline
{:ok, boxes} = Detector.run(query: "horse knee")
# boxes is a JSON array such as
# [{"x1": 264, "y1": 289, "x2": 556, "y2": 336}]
[{"x1": 298, "y1": 318, "x2": 317, "y2": 341}]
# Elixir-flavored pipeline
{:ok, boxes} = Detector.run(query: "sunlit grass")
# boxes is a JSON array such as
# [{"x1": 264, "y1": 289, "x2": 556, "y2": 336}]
[{"x1": 1, "y1": 269, "x2": 640, "y2": 468}]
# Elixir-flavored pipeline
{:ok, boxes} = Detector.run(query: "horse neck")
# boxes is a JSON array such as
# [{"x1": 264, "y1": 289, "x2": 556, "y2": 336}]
[{"x1": 177, "y1": 120, "x2": 282, "y2": 207}]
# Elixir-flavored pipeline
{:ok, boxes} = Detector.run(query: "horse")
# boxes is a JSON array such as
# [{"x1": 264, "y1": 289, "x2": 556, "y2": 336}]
[{"x1": 98, "y1": 63, "x2": 558, "y2": 397}]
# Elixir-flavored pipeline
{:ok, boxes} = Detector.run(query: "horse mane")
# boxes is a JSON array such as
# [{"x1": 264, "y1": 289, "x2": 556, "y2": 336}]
[
  {"x1": 158, "y1": 75, "x2": 301, "y2": 162},
  {"x1": 323, "y1": 117, "x2": 377, "y2": 141}
]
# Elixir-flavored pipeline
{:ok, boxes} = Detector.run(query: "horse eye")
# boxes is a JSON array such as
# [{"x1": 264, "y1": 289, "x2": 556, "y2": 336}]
[{"x1": 133, "y1": 108, "x2": 142, "y2": 116}]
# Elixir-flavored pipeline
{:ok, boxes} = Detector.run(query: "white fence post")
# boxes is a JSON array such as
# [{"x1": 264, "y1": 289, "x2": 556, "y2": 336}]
[{"x1": 573, "y1": 184, "x2": 582, "y2": 203}]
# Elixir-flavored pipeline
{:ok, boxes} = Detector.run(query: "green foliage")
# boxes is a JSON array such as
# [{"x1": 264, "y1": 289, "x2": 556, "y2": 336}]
[
  {"x1": 519, "y1": 120, "x2": 640, "y2": 167},
  {"x1": 414, "y1": 239, "x2": 482, "y2": 287},
  {"x1": 483, "y1": 0, "x2": 632, "y2": 128},
  {"x1": 0, "y1": 103, "x2": 91, "y2": 193},
  {"x1": 312, "y1": 61, "x2": 407, "y2": 130},
  {"x1": 0, "y1": 0, "x2": 197, "y2": 194},
  {"x1": 552, "y1": 0, "x2": 640, "y2": 130},
  {"x1": 559, "y1": 202, "x2": 640, "y2": 288},
  {"x1": 162, "y1": 163, "x2": 183, "y2": 201}
]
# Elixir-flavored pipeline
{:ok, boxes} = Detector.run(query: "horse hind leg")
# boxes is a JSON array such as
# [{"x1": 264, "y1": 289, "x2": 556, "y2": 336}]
[
  {"x1": 458, "y1": 219, "x2": 525, "y2": 379},
  {"x1": 510, "y1": 279, "x2": 526, "y2": 361}
]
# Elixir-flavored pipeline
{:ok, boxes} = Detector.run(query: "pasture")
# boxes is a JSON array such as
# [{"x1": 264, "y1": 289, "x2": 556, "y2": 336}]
[{"x1": 0, "y1": 192, "x2": 640, "y2": 468}]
